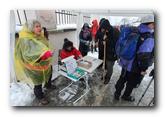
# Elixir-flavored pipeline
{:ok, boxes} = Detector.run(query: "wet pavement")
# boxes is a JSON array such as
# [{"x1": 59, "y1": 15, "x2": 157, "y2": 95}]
[{"x1": 32, "y1": 61, "x2": 154, "y2": 107}]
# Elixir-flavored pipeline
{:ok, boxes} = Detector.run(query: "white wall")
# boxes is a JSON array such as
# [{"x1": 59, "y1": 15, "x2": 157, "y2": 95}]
[{"x1": 49, "y1": 30, "x2": 79, "y2": 65}]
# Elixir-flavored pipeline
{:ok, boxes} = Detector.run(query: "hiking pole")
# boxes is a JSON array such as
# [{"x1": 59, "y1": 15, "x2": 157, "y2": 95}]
[
  {"x1": 137, "y1": 76, "x2": 154, "y2": 106},
  {"x1": 102, "y1": 34, "x2": 107, "y2": 82}
]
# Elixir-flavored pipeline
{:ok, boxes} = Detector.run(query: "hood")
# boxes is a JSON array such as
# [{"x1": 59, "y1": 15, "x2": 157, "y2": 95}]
[
  {"x1": 19, "y1": 26, "x2": 33, "y2": 39},
  {"x1": 92, "y1": 19, "x2": 98, "y2": 26},
  {"x1": 138, "y1": 24, "x2": 153, "y2": 34},
  {"x1": 19, "y1": 25, "x2": 45, "y2": 39},
  {"x1": 82, "y1": 23, "x2": 90, "y2": 30},
  {"x1": 100, "y1": 19, "x2": 111, "y2": 30},
  {"x1": 99, "y1": 18, "x2": 106, "y2": 26}
]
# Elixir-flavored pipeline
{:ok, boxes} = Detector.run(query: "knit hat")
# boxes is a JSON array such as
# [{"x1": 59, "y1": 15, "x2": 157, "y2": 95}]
[{"x1": 63, "y1": 40, "x2": 73, "y2": 50}]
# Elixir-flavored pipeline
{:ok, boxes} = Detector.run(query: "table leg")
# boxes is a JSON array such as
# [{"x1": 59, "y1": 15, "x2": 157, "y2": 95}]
[
  {"x1": 73, "y1": 75, "x2": 90, "y2": 104},
  {"x1": 59, "y1": 81, "x2": 74, "y2": 93}
]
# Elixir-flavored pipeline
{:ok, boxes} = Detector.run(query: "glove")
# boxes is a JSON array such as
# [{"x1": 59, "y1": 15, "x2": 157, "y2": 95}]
[
  {"x1": 85, "y1": 41, "x2": 90, "y2": 46},
  {"x1": 41, "y1": 50, "x2": 53, "y2": 60}
]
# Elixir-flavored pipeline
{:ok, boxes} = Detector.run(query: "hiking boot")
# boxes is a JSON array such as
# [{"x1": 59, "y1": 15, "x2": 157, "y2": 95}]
[
  {"x1": 121, "y1": 96, "x2": 135, "y2": 102},
  {"x1": 114, "y1": 93, "x2": 120, "y2": 101},
  {"x1": 79, "y1": 78, "x2": 85, "y2": 82}
]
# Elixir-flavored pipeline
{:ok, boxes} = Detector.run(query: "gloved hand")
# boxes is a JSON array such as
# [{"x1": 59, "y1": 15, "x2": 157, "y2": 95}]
[
  {"x1": 85, "y1": 41, "x2": 90, "y2": 46},
  {"x1": 41, "y1": 50, "x2": 53, "y2": 60}
]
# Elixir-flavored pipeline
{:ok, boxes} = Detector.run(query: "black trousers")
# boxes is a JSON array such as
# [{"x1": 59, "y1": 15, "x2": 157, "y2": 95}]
[
  {"x1": 115, "y1": 68, "x2": 143, "y2": 97},
  {"x1": 104, "y1": 60, "x2": 115, "y2": 82},
  {"x1": 34, "y1": 66, "x2": 53, "y2": 99},
  {"x1": 34, "y1": 84, "x2": 44, "y2": 99}
]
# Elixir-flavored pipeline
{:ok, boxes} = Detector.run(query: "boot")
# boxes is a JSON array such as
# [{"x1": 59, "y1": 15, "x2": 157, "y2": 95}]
[
  {"x1": 121, "y1": 95, "x2": 135, "y2": 102},
  {"x1": 114, "y1": 92, "x2": 120, "y2": 101}
]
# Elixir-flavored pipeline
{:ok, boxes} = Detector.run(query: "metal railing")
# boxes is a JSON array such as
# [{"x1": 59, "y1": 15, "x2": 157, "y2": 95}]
[{"x1": 55, "y1": 10, "x2": 77, "y2": 25}]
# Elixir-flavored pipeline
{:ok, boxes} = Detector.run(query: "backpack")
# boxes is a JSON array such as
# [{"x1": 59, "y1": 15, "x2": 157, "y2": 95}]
[
  {"x1": 136, "y1": 36, "x2": 154, "y2": 67},
  {"x1": 116, "y1": 26, "x2": 140, "y2": 60},
  {"x1": 118, "y1": 33, "x2": 154, "y2": 72}
]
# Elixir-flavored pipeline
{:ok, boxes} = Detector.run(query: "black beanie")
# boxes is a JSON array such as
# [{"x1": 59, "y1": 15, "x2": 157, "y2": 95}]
[
  {"x1": 64, "y1": 38, "x2": 69, "y2": 43},
  {"x1": 63, "y1": 40, "x2": 73, "y2": 50}
]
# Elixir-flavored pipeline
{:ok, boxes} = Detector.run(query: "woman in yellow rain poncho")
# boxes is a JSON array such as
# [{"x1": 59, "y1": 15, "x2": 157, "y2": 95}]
[{"x1": 14, "y1": 20, "x2": 54, "y2": 105}]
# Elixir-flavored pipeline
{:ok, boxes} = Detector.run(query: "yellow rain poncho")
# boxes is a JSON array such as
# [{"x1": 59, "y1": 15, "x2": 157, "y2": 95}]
[{"x1": 14, "y1": 26, "x2": 52, "y2": 86}]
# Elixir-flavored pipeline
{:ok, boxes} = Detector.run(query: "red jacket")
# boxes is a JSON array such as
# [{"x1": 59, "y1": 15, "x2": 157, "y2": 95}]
[
  {"x1": 60, "y1": 47, "x2": 81, "y2": 60},
  {"x1": 91, "y1": 19, "x2": 99, "y2": 39}
]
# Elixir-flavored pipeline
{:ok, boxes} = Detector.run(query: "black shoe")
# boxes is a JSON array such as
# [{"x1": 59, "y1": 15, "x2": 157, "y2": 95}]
[
  {"x1": 114, "y1": 93, "x2": 120, "y2": 101},
  {"x1": 79, "y1": 78, "x2": 85, "y2": 82},
  {"x1": 121, "y1": 96, "x2": 135, "y2": 102}
]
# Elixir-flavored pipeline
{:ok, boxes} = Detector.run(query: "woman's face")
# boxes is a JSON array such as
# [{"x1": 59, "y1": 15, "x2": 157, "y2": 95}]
[
  {"x1": 33, "y1": 23, "x2": 42, "y2": 36},
  {"x1": 66, "y1": 46, "x2": 72, "y2": 51}
]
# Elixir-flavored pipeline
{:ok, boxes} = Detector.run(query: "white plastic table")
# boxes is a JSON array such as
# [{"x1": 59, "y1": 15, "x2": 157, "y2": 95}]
[
  {"x1": 58, "y1": 56, "x2": 102, "y2": 103},
  {"x1": 78, "y1": 56, "x2": 103, "y2": 73}
]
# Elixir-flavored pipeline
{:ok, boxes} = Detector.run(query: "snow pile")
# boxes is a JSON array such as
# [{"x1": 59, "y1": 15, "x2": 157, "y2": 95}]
[
  {"x1": 56, "y1": 24, "x2": 77, "y2": 30},
  {"x1": 10, "y1": 82, "x2": 35, "y2": 106}
]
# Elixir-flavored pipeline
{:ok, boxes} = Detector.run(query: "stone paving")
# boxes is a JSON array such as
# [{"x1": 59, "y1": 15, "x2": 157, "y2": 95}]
[{"x1": 32, "y1": 61, "x2": 154, "y2": 107}]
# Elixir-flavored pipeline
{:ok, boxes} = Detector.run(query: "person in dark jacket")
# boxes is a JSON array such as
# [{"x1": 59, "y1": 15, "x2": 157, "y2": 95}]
[
  {"x1": 96, "y1": 19, "x2": 120, "y2": 84},
  {"x1": 79, "y1": 23, "x2": 92, "y2": 56},
  {"x1": 96, "y1": 18, "x2": 106, "y2": 60},
  {"x1": 114, "y1": 15, "x2": 154, "y2": 102}
]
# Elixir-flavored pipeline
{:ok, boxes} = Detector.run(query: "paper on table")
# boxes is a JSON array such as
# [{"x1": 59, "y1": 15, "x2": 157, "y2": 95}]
[{"x1": 64, "y1": 57, "x2": 77, "y2": 74}]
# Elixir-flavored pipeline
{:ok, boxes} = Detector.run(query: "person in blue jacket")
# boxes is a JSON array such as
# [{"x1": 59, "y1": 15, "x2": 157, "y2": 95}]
[{"x1": 114, "y1": 15, "x2": 154, "y2": 102}]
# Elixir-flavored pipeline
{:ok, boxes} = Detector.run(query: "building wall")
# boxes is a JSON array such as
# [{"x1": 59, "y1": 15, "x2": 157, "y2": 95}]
[{"x1": 48, "y1": 30, "x2": 79, "y2": 65}]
